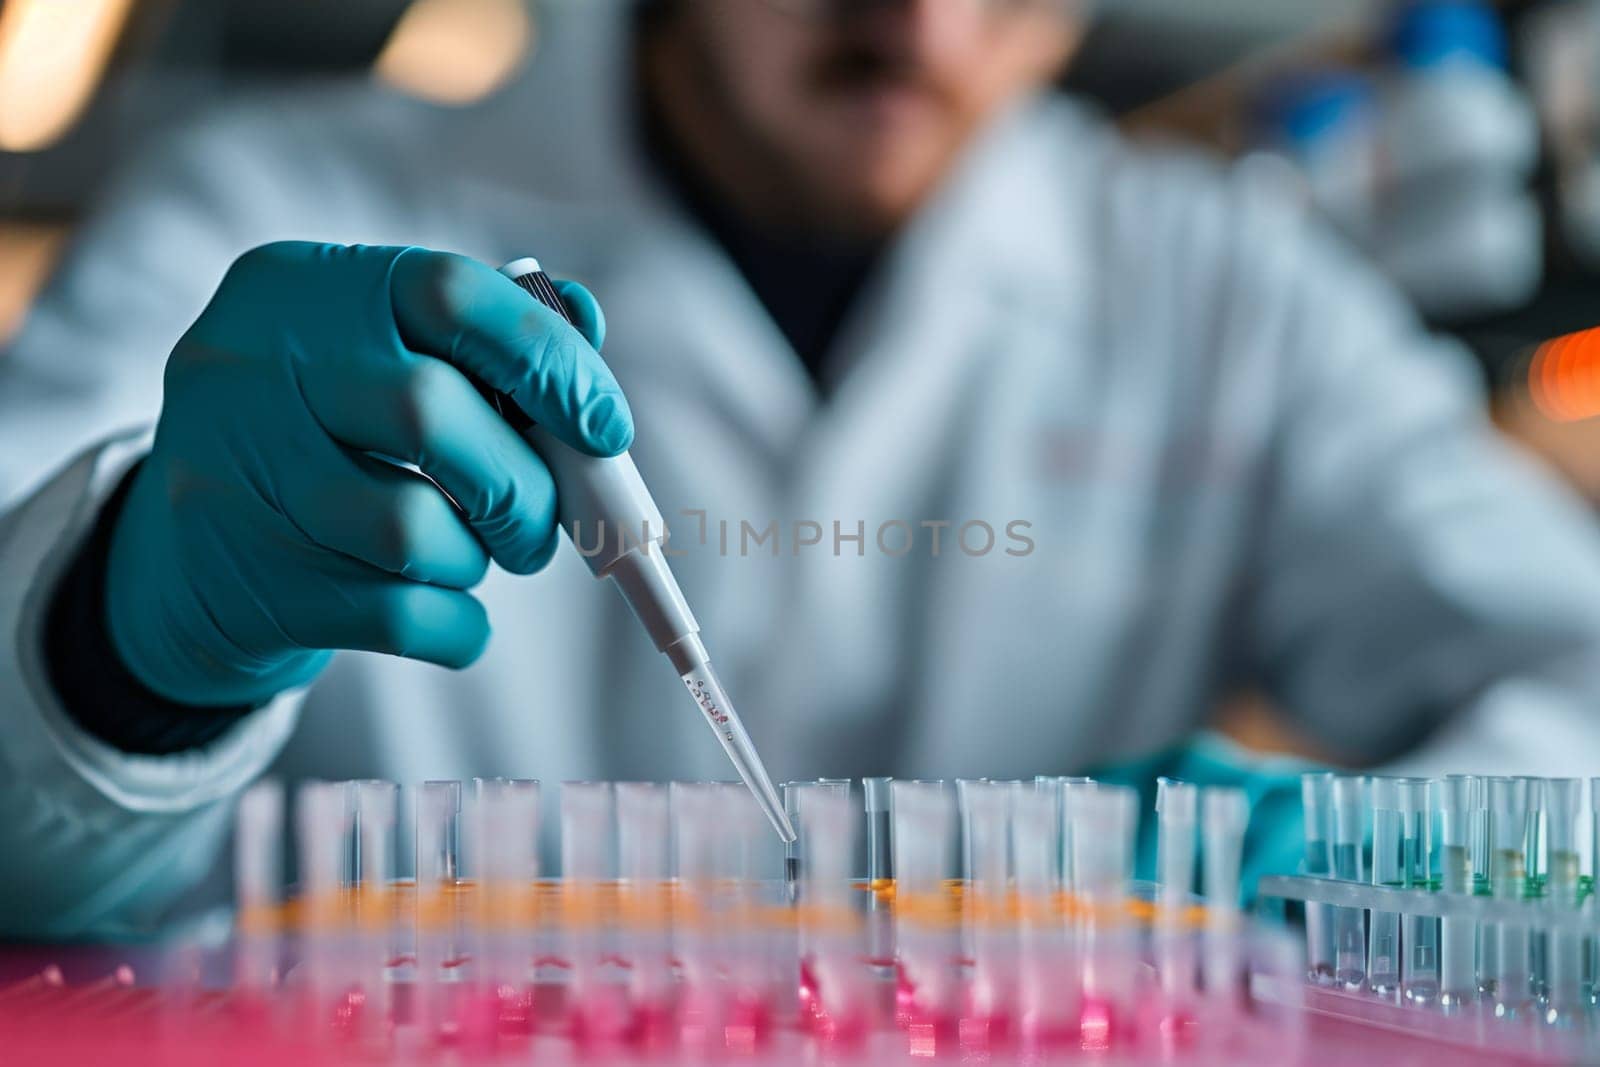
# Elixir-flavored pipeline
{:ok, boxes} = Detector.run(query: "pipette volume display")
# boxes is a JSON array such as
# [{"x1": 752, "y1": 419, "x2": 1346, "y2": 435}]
[{"x1": 492, "y1": 257, "x2": 795, "y2": 844}]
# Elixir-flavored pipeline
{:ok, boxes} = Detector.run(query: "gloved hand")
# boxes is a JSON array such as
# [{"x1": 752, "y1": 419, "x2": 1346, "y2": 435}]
[
  {"x1": 1084, "y1": 731, "x2": 1313, "y2": 905},
  {"x1": 106, "y1": 241, "x2": 631, "y2": 707}
]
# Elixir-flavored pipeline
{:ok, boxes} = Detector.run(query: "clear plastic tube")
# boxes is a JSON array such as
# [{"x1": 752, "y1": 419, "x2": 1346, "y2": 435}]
[
  {"x1": 1591, "y1": 778, "x2": 1600, "y2": 1007},
  {"x1": 1329, "y1": 776, "x2": 1367, "y2": 989},
  {"x1": 616, "y1": 781, "x2": 671, "y2": 1017},
  {"x1": 891, "y1": 780, "x2": 956, "y2": 900},
  {"x1": 1012, "y1": 787, "x2": 1072, "y2": 1045},
  {"x1": 354, "y1": 781, "x2": 397, "y2": 924},
  {"x1": 796, "y1": 785, "x2": 871, "y2": 1042},
  {"x1": 295, "y1": 781, "x2": 349, "y2": 925},
  {"x1": 1543, "y1": 778, "x2": 1584, "y2": 1024},
  {"x1": 862, "y1": 776, "x2": 895, "y2": 973},
  {"x1": 961, "y1": 781, "x2": 1013, "y2": 1023},
  {"x1": 1155, "y1": 778, "x2": 1199, "y2": 911},
  {"x1": 963, "y1": 780, "x2": 1010, "y2": 899},
  {"x1": 1068, "y1": 783, "x2": 1137, "y2": 902},
  {"x1": 1200, "y1": 787, "x2": 1248, "y2": 1004},
  {"x1": 234, "y1": 780, "x2": 284, "y2": 993},
  {"x1": 560, "y1": 781, "x2": 614, "y2": 884},
  {"x1": 1367, "y1": 777, "x2": 1403, "y2": 996},
  {"x1": 236, "y1": 780, "x2": 284, "y2": 920},
  {"x1": 295, "y1": 781, "x2": 353, "y2": 1019},
  {"x1": 413, "y1": 780, "x2": 461, "y2": 1040},
  {"x1": 1012, "y1": 786, "x2": 1059, "y2": 897},
  {"x1": 1435, "y1": 775, "x2": 1477, "y2": 1009},
  {"x1": 1200, "y1": 787, "x2": 1247, "y2": 913},
  {"x1": 1487, "y1": 776, "x2": 1530, "y2": 1013},
  {"x1": 889, "y1": 780, "x2": 959, "y2": 1029},
  {"x1": 1396, "y1": 778, "x2": 1437, "y2": 1005},
  {"x1": 1300, "y1": 773, "x2": 1335, "y2": 983},
  {"x1": 863, "y1": 777, "x2": 893, "y2": 885}
]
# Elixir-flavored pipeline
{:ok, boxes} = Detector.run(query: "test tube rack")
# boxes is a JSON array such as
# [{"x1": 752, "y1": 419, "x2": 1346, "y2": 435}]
[
  {"x1": 1259, "y1": 773, "x2": 1600, "y2": 1063},
  {"x1": 0, "y1": 776, "x2": 1310, "y2": 1065}
]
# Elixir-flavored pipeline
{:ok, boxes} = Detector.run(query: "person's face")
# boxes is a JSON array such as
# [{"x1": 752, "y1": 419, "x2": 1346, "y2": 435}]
[{"x1": 666, "y1": 0, "x2": 1082, "y2": 237}]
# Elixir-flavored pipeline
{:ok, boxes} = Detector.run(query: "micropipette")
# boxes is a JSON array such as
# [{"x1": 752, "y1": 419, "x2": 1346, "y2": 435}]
[{"x1": 489, "y1": 257, "x2": 795, "y2": 844}]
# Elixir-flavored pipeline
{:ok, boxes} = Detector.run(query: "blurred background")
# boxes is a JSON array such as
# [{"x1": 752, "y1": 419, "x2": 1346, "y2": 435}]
[{"x1": 5, "y1": 0, "x2": 1600, "y2": 755}]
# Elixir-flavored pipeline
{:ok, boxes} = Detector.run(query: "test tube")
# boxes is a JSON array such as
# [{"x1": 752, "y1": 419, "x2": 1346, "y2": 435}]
[
  {"x1": 354, "y1": 781, "x2": 398, "y2": 926},
  {"x1": 1200, "y1": 788, "x2": 1248, "y2": 997},
  {"x1": 1200, "y1": 787, "x2": 1248, "y2": 912},
  {"x1": 1521, "y1": 776, "x2": 1547, "y2": 1003},
  {"x1": 1156, "y1": 778, "x2": 1199, "y2": 909},
  {"x1": 1367, "y1": 777, "x2": 1403, "y2": 997},
  {"x1": 1067, "y1": 783, "x2": 1138, "y2": 1045},
  {"x1": 561, "y1": 780, "x2": 614, "y2": 1027},
  {"x1": 1396, "y1": 778, "x2": 1437, "y2": 1005},
  {"x1": 797, "y1": 784, "x2": 871, "y2": 1042},
  {"x1": 862, "y1": 777, "x2": 895, "y2": 973},
  {"x1": 1300, "y1": 773, "x2": 1335, "y2": 983},
  {"x1": 479, "y1": 781, "x2": 540, "y2": 949},
  {"x1": 616, "y1": 782, "x2": 672, "y2": 1019},
  {"x1": 962, "y1": 781, "x2": 1013, "y2": 1023},
  {"x1": 414, "y1": 780, "x2": 462, "y2": 1039},
  {"x1": 890, "y1": 780, "x2": 959, "y2": 1034},
  {"x1": 1058, "y1": 777, "x2": 1096, "y2": 893},
  {"x1": 1012, "y1": 786, "x2": 1073, "y2": 1047},
  {"x1": 1522, "y1": 776, "x2": 1546, "y2": 884},
  {"x1": 234, "y1": 780, "x2": 284, "y2": 992},
  {"x1": 1013, "y1": 785, "x2": 1060, "y2": 898},
  {"x1": 1435, "y1": 776, "x2": 1477, "y2": 1009},
  {"x1": 783, "y1": 783, "x2": 803, "y2": 894},
  {"x1": 296, "y1": 780, "x2": 350, "y2": 924},
  {"x1": 295, "y1": 780, "x2": 353, "y2": 1023},
  {"x1": 862, "y1": 775, "x2": 893, "y2": 878},
  {"x1": 1542, "y1": 778, "x2": 1584, "y2": 1025},
  {"x1": 1486, "y1": 776, "x2": 1531, "y2": 1013},
  {"x1": 1590, "y1": 778, "x2": 1600, "y2": 1005},
  {"x1": 1069, "y1": 783, "x2": 1138, "y2": 902},
  {"x1": 617, "y1": 783, "x2": 670, "y2": 889},
  {"x1": 1329, "y1": 776, "x2": 1368, "y2": 990}
]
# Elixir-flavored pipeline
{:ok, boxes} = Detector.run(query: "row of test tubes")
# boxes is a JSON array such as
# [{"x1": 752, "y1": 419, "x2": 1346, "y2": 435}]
[
  {"x1": 224, "y1": 774, "x2": 1301, "y2": 1061},
  {"x1": 1296, "y1": 772, "x2": 1600, "y2": 1029}
]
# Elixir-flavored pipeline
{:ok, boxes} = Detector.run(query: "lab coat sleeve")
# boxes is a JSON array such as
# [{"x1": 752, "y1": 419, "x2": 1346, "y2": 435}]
[
  {"x1": 1240, "y1": 196, "x2": 1600, "y2": 769},
  {"x1": 0, "y1": 111, "x2": 322, "y2": 938}
]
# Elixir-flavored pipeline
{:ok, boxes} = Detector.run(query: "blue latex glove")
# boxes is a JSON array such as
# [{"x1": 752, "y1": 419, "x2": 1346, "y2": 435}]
[
  {"x1": 1084, "y1": 731, "x2": 1315, "y2": 905},
  {"x1": 107, "y1": 242, "x2": 632, "y2": 707}
]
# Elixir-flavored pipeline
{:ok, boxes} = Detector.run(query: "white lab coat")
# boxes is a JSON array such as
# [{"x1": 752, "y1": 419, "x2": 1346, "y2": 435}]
[{"x1": 4, "y1": 2, "x2": 1600, "y2": 938}]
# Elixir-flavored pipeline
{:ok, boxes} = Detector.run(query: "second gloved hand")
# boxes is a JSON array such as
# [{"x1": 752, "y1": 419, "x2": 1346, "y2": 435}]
[{"x1": 106, "y1": 241, "x2": 631, "y2": 707}]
